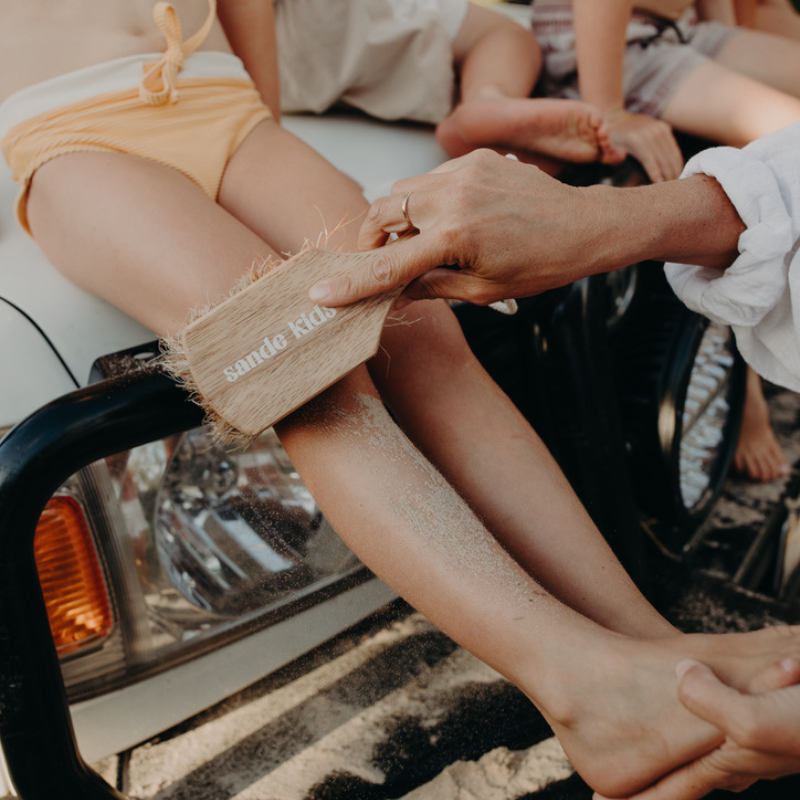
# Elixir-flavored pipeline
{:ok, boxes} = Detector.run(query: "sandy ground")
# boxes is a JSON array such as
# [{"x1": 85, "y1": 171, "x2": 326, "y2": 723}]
[{"x1": 92, "y1": 612, "x2": 572, "y2": 800}]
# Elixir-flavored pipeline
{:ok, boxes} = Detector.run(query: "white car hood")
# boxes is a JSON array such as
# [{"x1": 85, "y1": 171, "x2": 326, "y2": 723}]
[{"x1": 0, "y1": 113, "x2": 447, "y2": 424}]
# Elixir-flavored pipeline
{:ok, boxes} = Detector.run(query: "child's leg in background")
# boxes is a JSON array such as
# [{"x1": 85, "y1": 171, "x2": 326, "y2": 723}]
[
  {"x1": 435, "y1": 2, "x2": 625, "y2": 167},
  {"x1": 712, "y1": 23, "x2": 800, "y2": 97},
  {"x1": 659, "y1": 31, "x2": 800, "y2": 145},
  {"x1": 735, "y1": 366, "x2": 791, "y2": 481}
]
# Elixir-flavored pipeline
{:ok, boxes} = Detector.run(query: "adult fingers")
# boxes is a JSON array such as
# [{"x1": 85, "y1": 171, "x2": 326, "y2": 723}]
[
  {"x1": 747, "y1": 657, "x2": 800, "y2": 693},
  {"x1": 676, "y1": 661, "x2": 747, "y2": 729},
  {"x1": 358, "y1": 192, "x2": 414, "y2": 251},
  {"x1": 592, "y1": 755, "x2": 757, "y2": 800},
  {"x1": 677, "y1": 660, "x2": 800, "y2": 754},
  {"x1": 677, "y1": 659, "x2": 800, "y2": 759},
  {"x1": 357, "y1": 157, "x2": 473, "y2": 250},
  {"x1": 309, "y1": 234, "x2": 447, "y2": 306},
  {"x1": 358, "y1": 149, "x2": 512, "y2": 249},
  {"x1": 406, "y1": 267, "x2": 503, "y2": 306}
]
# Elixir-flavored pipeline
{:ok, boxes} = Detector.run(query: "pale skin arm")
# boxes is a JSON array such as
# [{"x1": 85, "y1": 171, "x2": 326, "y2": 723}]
[
  {"x1": 307, "y1": 149, "x2": 743, "y2": 308},
  {"x1": 216, "y1": 0, "x2": 280, "y2": 118},
  {"x1": 572, "y1": 0, "x2": 683, "y2": 181},
  {"x1": 594, "y1": 658, "x2": 800, "y2": 800}
]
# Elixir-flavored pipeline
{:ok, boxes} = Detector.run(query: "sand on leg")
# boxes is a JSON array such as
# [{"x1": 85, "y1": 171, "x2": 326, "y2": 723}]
[{"x1": 371, "y1": 297, "x2": 674, "y2": 639}]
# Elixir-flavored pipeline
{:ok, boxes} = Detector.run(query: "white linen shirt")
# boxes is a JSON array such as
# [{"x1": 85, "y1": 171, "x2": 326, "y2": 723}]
[{"x1": 665, "y1": 123, "x2": 800, "y2": 392}]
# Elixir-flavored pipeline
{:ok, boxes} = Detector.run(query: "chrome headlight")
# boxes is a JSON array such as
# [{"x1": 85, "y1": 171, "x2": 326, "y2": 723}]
[
  {"x1": 41, "y1": 426, "x2": 362, "y2": 699},
  {"x1": 152, "y1": 428, "x2": 357, "y2": 618}
]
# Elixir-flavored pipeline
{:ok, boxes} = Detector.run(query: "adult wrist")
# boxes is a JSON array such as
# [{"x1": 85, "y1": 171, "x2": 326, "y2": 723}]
[{"x1": 577, "y1": 184, "x2": 643, "y2": 276}]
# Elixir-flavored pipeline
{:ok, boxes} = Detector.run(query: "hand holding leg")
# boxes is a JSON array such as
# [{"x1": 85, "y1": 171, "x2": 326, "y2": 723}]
[{"x1": 593, "y1": 657, "x2": 800, "y2": 800}]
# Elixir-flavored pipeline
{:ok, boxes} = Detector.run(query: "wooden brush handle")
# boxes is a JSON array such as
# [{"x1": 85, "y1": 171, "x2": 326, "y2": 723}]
[{"x1": 181, "y1": 248, "x2": 404, "y2": 436}]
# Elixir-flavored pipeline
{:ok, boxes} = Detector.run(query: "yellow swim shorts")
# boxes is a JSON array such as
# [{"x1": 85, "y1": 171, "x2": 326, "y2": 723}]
[{"x1": 1, "y1": 53, "x2": 271, "y2": 235}]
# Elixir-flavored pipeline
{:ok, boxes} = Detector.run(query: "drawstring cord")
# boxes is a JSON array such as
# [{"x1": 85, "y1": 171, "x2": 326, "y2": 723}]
[{"x1": 139, "y1": 0, "x2": 217, "y2": 105}]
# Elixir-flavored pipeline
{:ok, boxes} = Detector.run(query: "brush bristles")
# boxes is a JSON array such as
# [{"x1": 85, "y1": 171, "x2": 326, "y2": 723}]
[
  {"x1": 157, "y1": 228, "x2": 353, "y2": 448},
  {"x1": 158, "y1": 254, "x2": 286, "y2": 449}
]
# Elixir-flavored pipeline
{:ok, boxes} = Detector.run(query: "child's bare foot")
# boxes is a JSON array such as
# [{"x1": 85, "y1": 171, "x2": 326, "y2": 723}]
[
  {"x1": 524, "y1": 624, "x2": 800, "y2": 798},
  {"x1": 435, "y1": 96, "x2": 627, "y2": 165},
  {"x1": 734, "y1": 368, "x2": 790, "y2": 482}
]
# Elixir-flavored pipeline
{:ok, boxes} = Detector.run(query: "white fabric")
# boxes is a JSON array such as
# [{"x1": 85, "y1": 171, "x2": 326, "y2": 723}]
[
  {"x1": 273, "y1": 0, "x2": 469, "y2": 124},
  {"x1": 665, "y1": 123, "x2": 800, "y2": 392}
]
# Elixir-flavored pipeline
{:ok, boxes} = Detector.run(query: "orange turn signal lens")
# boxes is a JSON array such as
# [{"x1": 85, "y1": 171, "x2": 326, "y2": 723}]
[{"x1": 34, "y1": 496, "x2": 114, "y2": 654}]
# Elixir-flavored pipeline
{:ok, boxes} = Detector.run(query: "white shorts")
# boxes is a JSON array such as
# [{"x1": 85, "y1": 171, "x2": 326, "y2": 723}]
[
  {"x1": 274, "y1": 0, "x2": 469, "y2": 124},
  {"x1": 531, "y1": 3, "x2": 740, "y2": 117}
]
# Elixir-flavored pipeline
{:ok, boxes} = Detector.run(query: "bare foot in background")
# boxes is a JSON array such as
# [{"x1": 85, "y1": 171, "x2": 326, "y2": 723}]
[
  {"x1": 436, "y1": 94, "x2": 627, "y2": 165},
  {"x1": 734, "y1": 367, "x2": 791, "y2": 482}
]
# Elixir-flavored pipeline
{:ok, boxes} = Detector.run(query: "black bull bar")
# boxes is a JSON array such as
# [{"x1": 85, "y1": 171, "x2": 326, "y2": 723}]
[{"x1": 0, "y1": 366, "x2": 203, "y2": 800}]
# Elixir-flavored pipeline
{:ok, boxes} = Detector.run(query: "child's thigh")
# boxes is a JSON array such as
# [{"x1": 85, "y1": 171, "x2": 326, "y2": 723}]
[
  {"x1": 27, "y1": 150, "x2": 275, "y2": 335},
  {"x1": 660, "y1": 59, "x2": 800, "y2": 145},
  {"x1": 713, "y1": 27, "x2": 800, "y2": 96},
  {"x1": 219, "y1": 119, "x2": 370, "y2": 255}
]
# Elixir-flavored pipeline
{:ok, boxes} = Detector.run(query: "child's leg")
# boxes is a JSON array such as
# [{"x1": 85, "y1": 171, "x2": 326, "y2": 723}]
[
  {"x1": 712, "y1": 25, "x2": 800, "y2": 97},
  {"x1": 735, "y1": 366, "x2": 790, "y2": 481},
  {"x1": 25, "y1": 120, "x2": 368, "y2": 334},
  {"x1": 25, "y1": 150, "x2": 277, "y2": 334},
  {"x1": 660, "y1": 56, "x2": 800, "y2": 146},
  {"x1": 224, "y1": 122, "x2": 667, "y2": 635},
  {"x1": 225, "y1": 123, "x2": 668, "y2": 636},
  {"x1": 370, "y1": 299, "x2": 675, "y2": 639},
  {"x1": 25, "y1": 121, "x2": 800, "y2": 799},
  {"x1": 435, "y1": 3, "x2": 625, "y2": 166}
]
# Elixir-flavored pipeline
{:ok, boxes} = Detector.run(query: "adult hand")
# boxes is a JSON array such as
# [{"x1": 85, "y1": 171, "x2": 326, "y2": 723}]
[
  {"x1": 594, "y1": 657, "x2": 800, "y2": 800},
  {"x1": 308, "y1": 149, "x2": 607, "y2": 308},
  {"x1": 604, "y1": 109, "x2": 684, "y2": 183}
]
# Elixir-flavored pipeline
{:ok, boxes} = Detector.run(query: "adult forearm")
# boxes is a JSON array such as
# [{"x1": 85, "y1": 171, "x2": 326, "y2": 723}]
[
  {"x1": 581, "y1": 174, "x2": 745, "y2": 275},
  {"x1": 312, "y1": 151, "x2": 747, "y2": 308}
]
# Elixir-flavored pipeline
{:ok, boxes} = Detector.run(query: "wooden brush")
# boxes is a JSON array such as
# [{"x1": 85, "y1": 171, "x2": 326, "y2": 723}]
[{"x1": 161, "y1": 247, "x2": 403, "y2": 442}]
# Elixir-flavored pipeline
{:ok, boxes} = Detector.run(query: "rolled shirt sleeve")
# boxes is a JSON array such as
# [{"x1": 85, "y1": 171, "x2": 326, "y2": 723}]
[{"x1": 665, "y1": 123, "x2": 800, "y2": 392}]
